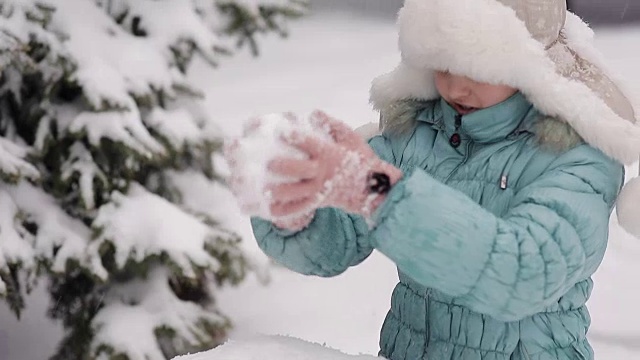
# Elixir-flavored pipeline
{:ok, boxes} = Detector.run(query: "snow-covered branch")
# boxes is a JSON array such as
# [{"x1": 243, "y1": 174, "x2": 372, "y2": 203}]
[{"x1": 0, "y1": 0, "x2": 307, "y2": 358}]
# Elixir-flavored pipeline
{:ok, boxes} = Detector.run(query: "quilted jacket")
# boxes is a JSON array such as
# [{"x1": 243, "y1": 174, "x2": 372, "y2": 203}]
[{"x1": 251, "y1": 93, "x2": 624, "y2": 359}]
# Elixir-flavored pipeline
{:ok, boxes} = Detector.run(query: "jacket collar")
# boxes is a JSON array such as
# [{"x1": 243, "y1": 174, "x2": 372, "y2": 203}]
[{"x1": 418, "y1": 92, "x2": 536, "y2": 144}]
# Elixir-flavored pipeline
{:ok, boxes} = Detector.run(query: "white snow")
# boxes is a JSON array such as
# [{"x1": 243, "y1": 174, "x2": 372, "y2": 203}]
[
  {"x1": 91, "y1": 183, "x2": 227, "y2": 277},
  {"x1": 229, "y1": 0, "x2": 304, "y2": 11},
  {"x1": 126, "y1": 0, "x2": 222, "y2": 62},
  {"x1": 0, "y1": 189, "x2": 33, "y2": 294},
  {"x1": 174, "y1": 335, "x2": 380, "y2": 360},
  {"x1": 216, "y1": 0, "x2": 308, "y2": 32},
  {"x1": 0, "y1": 0, "x2": 303, "y2": 359},
  {"x1": 93, "y1": 267, "x2": 228, "y2": 360},
  {"x1": 50, "y1": 0, "x2": 211, "y2": 109},
  {"x1": 165, "y1": 170, "x2": 271, "y2": 276},
  {"x1": 2, "y1": 181, "x2": 107, "y2": 279},
  {"x1": 70, "y1": 108, "x2": 166, "y2": 158},
  {"x1": 145, "y1": 108, "x2": 204, "y2": 149},
  {"x1": 0, "y1": 137, "x2": 39, "y2": 181},
  {"x1": 3, "y1": 0, "x2": 226, "y2": 160}
]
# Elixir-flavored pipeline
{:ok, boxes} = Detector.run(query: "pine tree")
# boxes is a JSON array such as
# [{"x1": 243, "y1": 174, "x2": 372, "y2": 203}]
[{"x1": 0, "y1": 0, "x2": 307, "y2": 359}]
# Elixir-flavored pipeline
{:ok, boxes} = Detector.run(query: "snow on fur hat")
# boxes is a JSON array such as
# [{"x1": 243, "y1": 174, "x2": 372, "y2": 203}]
[{"x1": 370, "y1": 0, "x2": 640, "y2": 239}]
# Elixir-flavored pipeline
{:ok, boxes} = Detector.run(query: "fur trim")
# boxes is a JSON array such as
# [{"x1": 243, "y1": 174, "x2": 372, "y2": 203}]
[
  {"x1": 380, "y1": 99, "x2": 431, "y2": 135},
  {"x1": 370, "y1": 63, "x2": 438, "y2": 112},
  {"x1": 379, "y1": 100, "x2": 583, "y2": 152},
  {"x1": 534, "y1": 116, "x2": 583, "y2": 152},
  {"x1": 369, "y1": 0, "x2": 640, "y2": 165}
]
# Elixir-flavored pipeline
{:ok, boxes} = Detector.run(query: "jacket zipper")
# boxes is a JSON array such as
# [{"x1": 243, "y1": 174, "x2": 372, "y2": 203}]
[
  {"x1": 449, "y1": 114, "x2": 463, "y2": 148},
  {"x1": 444, "y1": 114, "x2": 475, "y2": 183},
  {"x1": 444, "y1": 140, "x2": 474, "y2": 183}
]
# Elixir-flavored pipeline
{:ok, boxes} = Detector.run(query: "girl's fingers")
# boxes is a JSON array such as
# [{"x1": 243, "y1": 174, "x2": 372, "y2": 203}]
[
  {"x1": 282, "y1": 131, "x2": 327, "y2": 158},
  {"x1": 268, "y1": 180, "x2": 320, "y2": 203},
  {"x1": 310, "y1": 110, "x2": 357, "y2": 146},
  {"x1": 309, "y1": 110, "x2": 332, "y2": 131},
  {"x1": 269, "y1": 196, "x2": 316, "y2": 218},
  {"x1": 268, "y1": 158, "x2": 320, "y2": 179}
]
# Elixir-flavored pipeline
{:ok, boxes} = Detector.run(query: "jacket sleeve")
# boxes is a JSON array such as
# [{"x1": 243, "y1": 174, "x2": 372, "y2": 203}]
[
  {"x1": 251, "y1": 211, "x2": 372, "y2": 276},
  {"x1": 251, "y1": 134, "x2": 397, "y2": 277},
  {"x1": 369, "y1": 144, "x2": 624, "y2": 321}
]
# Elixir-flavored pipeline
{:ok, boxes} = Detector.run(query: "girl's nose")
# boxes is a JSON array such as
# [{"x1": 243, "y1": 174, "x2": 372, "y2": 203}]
[{"x1": 448, "y1": 75, "x2": 473, "y2": 99}]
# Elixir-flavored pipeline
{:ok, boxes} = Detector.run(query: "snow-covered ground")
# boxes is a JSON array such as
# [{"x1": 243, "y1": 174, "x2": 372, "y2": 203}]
[
  {"x1": 174, "y1": 335, "x2": 381, "y2": 360},
  {"x1": 189, "y1": 13, "x2": 640, "y2": 360},
  {"x1": 3, "y1": 12, "x2": 640, "y2": 360}
]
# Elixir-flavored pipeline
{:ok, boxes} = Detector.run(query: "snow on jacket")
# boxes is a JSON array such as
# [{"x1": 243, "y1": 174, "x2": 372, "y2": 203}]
[{"x1": 251, "y1": 92, "x2": 624, "y2": 360}]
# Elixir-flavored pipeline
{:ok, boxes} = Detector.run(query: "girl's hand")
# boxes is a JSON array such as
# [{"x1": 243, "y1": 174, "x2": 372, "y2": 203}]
[
  {"x1": 273, "y1": 111, "x2": 383, "y2": 231},
  {"x1": 267, "y1": 122, "x2": 402, "y2": 220}
]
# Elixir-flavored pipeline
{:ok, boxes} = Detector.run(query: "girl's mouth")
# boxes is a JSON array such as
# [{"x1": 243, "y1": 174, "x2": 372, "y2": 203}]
[{"x1": 452, "y1": 102, "x2": 478, "y2": 115}]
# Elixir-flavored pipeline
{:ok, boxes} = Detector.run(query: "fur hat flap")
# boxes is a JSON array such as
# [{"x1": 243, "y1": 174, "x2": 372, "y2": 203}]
[{"x1": 370, "y1": 62, "x2": 439, "y2": 112}]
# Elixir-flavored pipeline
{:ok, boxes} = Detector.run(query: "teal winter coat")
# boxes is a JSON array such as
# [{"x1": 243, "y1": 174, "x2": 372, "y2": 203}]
[{"x1": 251, "y1": 93, "x2": 624, "y2": 360}]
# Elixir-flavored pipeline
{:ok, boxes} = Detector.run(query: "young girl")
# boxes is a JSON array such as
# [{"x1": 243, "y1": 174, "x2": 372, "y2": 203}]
[{"x1": 228, "y1": 0, "x2": 640, "y2": 359}]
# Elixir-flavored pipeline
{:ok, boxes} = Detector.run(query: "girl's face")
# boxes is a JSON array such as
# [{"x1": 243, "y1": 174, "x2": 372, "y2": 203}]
[{"x1": 434, "y1": 71, "x2": 518, "y2": 115}]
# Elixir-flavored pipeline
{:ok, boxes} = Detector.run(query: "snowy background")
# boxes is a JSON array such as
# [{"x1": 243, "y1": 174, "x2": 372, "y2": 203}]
[{"x1": 3, "y1": 7, "x2": 640, "y2": 360}]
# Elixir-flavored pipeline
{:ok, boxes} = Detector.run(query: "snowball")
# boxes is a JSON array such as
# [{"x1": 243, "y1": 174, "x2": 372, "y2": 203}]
[{"x1": 227, "y1": 113, "x2": 329, "y2": 218}]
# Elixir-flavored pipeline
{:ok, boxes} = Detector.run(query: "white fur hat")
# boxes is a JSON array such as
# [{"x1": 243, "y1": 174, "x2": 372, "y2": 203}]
[{"x1": 369, "y1": 0, "x2": 640, "y2": 239}]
